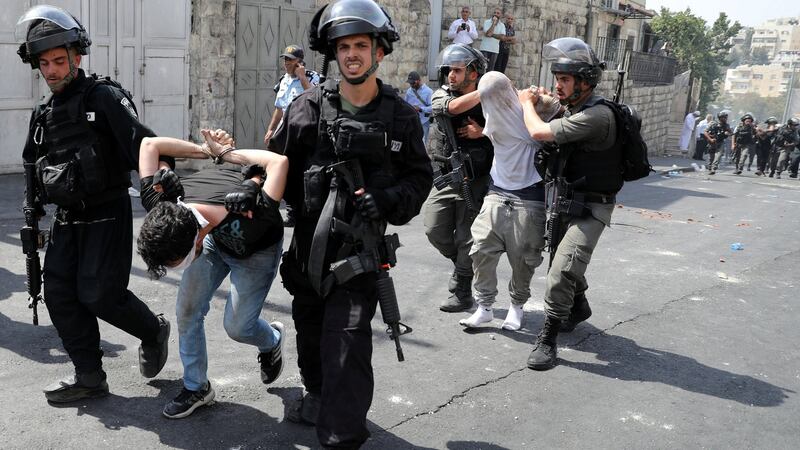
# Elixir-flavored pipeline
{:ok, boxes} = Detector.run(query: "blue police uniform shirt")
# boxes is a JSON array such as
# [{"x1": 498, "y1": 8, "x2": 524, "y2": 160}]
[
  {"x1": 274, "y1": 70, "x2": 320, "y2": 111},
  {"x1": 404, "y1": 83, "x2": 433, "y2": 125}
]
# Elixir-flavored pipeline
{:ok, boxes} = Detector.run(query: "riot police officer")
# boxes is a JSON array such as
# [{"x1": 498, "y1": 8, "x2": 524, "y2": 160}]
[
  {"x1": 16, "y1": 5, "x2": 170, "y2": 403},
  {"x1": 772, "y1": 117, "x2": 800, "y2": 179},
  {"x1": 754, "y1": 117, "x2": 779, "y2": 176},
  {"x1": 267, "y1": 0, "x2": 432, "y2": 446},
  {"x1": 519, "y1": 37, "x2": 620, "y2": 371},
  {"x1": 425, "y1": 43, "x2": 494, "y2": 313},
  {"x1": 703, "y1": 111, "x2": 732, "y2": 175},
  {"x1": 732, "y1": 113, "x2": 756, "y2": 175}
]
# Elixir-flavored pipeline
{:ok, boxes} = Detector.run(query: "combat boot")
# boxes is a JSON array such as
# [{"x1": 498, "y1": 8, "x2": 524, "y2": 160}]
[
  {"x1": 139, "y1": 314, "x2": 170, "y2": 378},
  {"x1": 439, "y1": 274, "x2": 474, "y2": 312},
  {"x1": 287, "y1": 391, "x2": 321, "y2": 425},
  {"x1": 44, "y1": 370, "x2": 109, "y2": 403},
  {"x1": 527, "y1": 316, "x2": 561, "y2": 371},
  {"x1": 559, "y1": 293, "x2": 592, "y2": 332}
]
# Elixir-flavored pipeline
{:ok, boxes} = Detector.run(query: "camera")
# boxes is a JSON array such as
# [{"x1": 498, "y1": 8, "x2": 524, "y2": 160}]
[{"x1": 460, "y1": 23, "x2": 467, "y2": 30}]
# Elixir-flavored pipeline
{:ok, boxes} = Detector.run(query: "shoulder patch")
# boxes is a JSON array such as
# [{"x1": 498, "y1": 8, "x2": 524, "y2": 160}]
[
  {"x1": 391, "y1": 140, "x2": 402, "y2": 152},
  {"x1": 120, "y1": 97, "x2": 138, "y2": 119}
]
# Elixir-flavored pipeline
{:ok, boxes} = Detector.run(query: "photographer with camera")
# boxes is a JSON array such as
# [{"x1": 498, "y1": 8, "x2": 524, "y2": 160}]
[{"x1": 447, "y1": 6, "x2": 478, "y2": 46}]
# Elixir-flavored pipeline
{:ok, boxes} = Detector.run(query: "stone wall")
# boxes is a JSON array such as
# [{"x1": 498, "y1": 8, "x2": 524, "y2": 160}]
[
  {"x1": 181, "y1": 0, "x2": 237, "y2": 169},
  {"x1": 596, "y1": 71, "x2": 674, "y2": 156},
  {"x1": 183, "y1": 0, "x2": 672, "y2": 159}
]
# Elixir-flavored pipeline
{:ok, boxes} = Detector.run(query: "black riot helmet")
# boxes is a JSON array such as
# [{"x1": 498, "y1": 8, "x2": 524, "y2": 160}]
[
  {"x1": 740, "y1": 113, "x2": 754, "y2": 123},
  {"x1": 543, "y1": 37, "x2": 605, "y2": 104},
  {"x1": 435, "y1": 43, "x2": 488, "y2": 89},
  {"x1": 765, "y1": 116, "x2": 778, "y2": 125},
  {"x1": 717, "y1": 110, "x2": 729, "y2": 121},
  {"x1": 788, "y1": 117, "x2": 800, "y2": 128},
  {"x1": 308, "y1": 0, "x2": 399, "y2": 85},
  {"x1": 16, "y1": 5, "x2": 91, "y2": 69}
]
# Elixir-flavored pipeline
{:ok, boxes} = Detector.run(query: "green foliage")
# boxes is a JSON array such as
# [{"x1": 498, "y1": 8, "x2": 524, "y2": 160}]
[
  {"x1": 750, "y1": 47, "x2": 770, "y2": 65},
  {"x1": 651, "y1": 8, "x2": 742, "y2": 111},
  {"x1": 713, "y1": 91, "x2": 787, "y2": 123}
]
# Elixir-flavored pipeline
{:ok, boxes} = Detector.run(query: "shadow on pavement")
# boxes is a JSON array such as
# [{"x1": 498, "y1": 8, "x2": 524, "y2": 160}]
[
  {"x1": 560, "y1": 324, "x2": 793, "y2": 407},
  {"x1": 0, "y1": 268, "x2": 125, "y2": 365},
  {"x1": 616, "y1": 178, "x2": 726, "y2": 211},
  {"x1": 446, "y1": 442, "x2": 511, "y2": 449}
]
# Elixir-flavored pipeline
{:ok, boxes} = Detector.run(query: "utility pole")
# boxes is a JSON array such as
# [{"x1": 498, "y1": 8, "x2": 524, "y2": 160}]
[{"x1": 782, "y1": 61, "x2": 797, "y2": 123}]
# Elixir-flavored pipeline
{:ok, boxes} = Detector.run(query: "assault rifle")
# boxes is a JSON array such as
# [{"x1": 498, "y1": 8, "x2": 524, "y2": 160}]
[
  {"x1": 327, "y1": 160, "x2": 412, "y2": 362},
  {"x1": 20, "y1": 161, "x2": 47, "y2": 325},
  {"x1": 613, "y1": 63, "x2": 625, "y2": 104},
  {"x1": 544, "y1": 175, "x2": 587, "y2": 267},
  {"x1": 432, "y1": 115, "x2": 479, "y2": 218}
]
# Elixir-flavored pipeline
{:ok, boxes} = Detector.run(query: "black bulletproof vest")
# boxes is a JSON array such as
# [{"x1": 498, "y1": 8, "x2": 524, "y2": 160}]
[
  {"x1": 41, "y1": 78, "x2": 99, "y2": 165},
  {"x1": 735, "y1": 124, "x2": 754, "y2": 145},
  {"x1": 561, "y1": 96, "x2": 623, "y2": 194}
]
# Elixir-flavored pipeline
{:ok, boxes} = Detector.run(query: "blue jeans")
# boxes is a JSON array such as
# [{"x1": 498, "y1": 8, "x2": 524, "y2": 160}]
[{"x1": 176, "y1": 234, "x2": 283, "y2": 391}]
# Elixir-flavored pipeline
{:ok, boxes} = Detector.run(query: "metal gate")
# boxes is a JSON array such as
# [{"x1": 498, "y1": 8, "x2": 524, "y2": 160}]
[
  {"x1": 234, "y1": 0, "x2": 316, "y2": 149},
  {"x1": 0, "y1": 0, "x2": 189, "y2": 173}
]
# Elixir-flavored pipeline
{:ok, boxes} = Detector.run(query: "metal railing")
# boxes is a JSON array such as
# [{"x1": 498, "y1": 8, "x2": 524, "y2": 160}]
[
  {"x1": 627, "y1": 50, "x2": 677, "y2": 85},
  {"x1": 595, "y1": 36, "x2": 628, "y2": 69}
]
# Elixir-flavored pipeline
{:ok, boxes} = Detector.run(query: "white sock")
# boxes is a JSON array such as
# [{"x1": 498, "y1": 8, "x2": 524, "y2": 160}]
[
  {"x1": 501, "y1": 304, "x2": 524, "y2": 331},
  {"x1": 459, "y1": 307, "x2": 493, "y2": 328}
]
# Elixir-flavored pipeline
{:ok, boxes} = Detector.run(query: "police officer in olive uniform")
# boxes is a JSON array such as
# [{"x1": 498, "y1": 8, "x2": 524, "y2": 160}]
[
  {"x1": 703, "y1": 111, "x2": 733, "y2": 175},
  {"x1": 425, "y1": 43, "x2": 494, "y2": 313},
  {"x1": 17, "y1": 5, "x2": 170, "y2": 403},
  {"x1": 518, "y1": 37, "x2": 620, "y2": 371},
  {"x1": 754, "y1": 117, "x2": 779, "y2": 176},
  {"x1": 772, "y1": 118, "x2": 800, "y2": 179},
  {"x1": 267, "y1": 0, "x2": 432, "y2": 446},
  {"x1": 732, "y1": 113, "x2": 756, "y2": 175}
]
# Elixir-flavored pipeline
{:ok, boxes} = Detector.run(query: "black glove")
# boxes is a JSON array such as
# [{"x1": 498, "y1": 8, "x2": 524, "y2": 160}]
[
  {"x1": 225, "y1": 179, "x2": 261, "y2": 214},
  {"x1": 152, "y1": 168, "x2": 184, "y2": 201},
  {"x1": 534, "y1": 144, "x2": 552, "y2": 179},
  {"x1": 356, "y1": 189, "x2": 391, "y2": 221}
]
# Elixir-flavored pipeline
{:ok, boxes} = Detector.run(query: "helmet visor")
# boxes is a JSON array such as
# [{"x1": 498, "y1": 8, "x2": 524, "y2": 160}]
[
  {"x1": 542, "y1": 37, "x2": 598, "y2": 66},
  {"x1": 15, "y1": 5, "x2": 82, "y2": 41},
  {"x1": 318, "y1": 0, "x2": 389, "y2": 34},
  {"x1": 435, "y1": 44, "x2": 480, "y2": 69}
]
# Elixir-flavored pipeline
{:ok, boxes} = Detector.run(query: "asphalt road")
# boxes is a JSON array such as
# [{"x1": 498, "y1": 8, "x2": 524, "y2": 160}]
[{"x1": 1, "y1": 157, "x2": 798, "y2": 449}]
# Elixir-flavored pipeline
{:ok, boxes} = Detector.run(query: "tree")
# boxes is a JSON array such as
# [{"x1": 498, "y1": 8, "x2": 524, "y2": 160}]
[
  {"x1": 750, "y1": 47, "x2": 770, "y2": 65},
  {"x1": 651, "y1": 8, "x2": 742, "y2": 111},
  {"x1": 714, "y1": 92, "x2": 786, "y2": 123}
]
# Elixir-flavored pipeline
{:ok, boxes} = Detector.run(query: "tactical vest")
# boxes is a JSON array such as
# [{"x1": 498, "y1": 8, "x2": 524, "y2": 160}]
[
  {"x1": 560, "y1": 96, "x2": 624, "y2": 194},
  {"x1": 32, "y1": 75, "x2": 129, "y2": 209},
  {"x1": 735, "y1": 124, "x2": 754, "y2": 145},
  {"x1": 429, "y1": 87, "x2": 493, "y2": 178},
  {"x1": 301, "y1": 79, "x2": 398, "y2": 217}
]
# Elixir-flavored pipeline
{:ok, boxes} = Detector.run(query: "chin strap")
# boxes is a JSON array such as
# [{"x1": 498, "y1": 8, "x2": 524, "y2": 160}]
[
  {"x1": 339, "y1": 38, "x2": 380, "y2": 86},
  {"x1": 45, "y1": 57, "x2": 78, "y2": 93}
]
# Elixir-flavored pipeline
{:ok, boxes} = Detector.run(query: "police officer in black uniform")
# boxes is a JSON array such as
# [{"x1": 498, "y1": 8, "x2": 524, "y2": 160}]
[
  {"x1": 17, "y1": 5, "x2": 170, "y2": 403},
  {"x1": 732, "y1": 113, "x2": 756, "y2": 175},
  {"x1": 425, "y1": 43, "x2": 494, "y2": 313},
  {"x1": 267, "y1": 0, "x2": 432, "y2": 447},
  {"x1": 754, "y1": 117, "x2": 779, "y2": 176}
]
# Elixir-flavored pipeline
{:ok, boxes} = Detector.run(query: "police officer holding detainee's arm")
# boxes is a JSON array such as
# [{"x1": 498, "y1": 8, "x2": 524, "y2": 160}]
[
  {"x1": 520, "y1": 37, "x2": 621, "y2": 371},
  {"x1": 16, "y1": 5, "x2": 170, "y2": 403}
]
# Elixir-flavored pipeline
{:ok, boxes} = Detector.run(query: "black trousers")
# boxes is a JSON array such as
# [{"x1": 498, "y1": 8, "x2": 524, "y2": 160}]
[
  {"x1": 281, "y1": 238, "x2": 378, "y2": 449},
  {"x1": 495, "y1": 50, "x2": 510, "y2": 74},
  {"x1": 756, "y1": 145, "x2": 771, "y2": 172},
  {"x1": 43, "y1": 195, "x2": 159, "y2": 374},
  {"x1": 790, "y1": 151, "x2": 800, "y2": 175},
  {"x1": 692, "y1": 139, "x2": 707, "y2": 160}
]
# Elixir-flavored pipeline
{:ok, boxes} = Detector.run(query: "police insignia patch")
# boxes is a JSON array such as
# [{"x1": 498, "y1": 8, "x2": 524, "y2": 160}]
[
  {"x1": 85, "y1": 112, "x2": 96, "y2": 121},
  {"x1": 120, "y1": 97, "x2": 138, "y2": 119},
  {"x1": 391, "y1": 140, "x2": 402, "y2": 152}
]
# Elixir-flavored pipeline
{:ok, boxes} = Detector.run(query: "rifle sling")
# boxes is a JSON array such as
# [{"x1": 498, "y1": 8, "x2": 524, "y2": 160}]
[{"x1": 308, "y1": 179, "x2": 339, "y2": 298}]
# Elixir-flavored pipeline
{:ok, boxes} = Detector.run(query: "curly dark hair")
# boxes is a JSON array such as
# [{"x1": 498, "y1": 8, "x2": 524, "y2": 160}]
[{"x1": 137, "y1": 202, "x2": 198, "y2": 279}]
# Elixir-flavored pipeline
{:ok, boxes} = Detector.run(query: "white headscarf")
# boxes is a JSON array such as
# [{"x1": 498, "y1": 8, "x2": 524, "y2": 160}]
[{"x1": 478, "y1": 71, "x2": 560, "y2": 190}]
